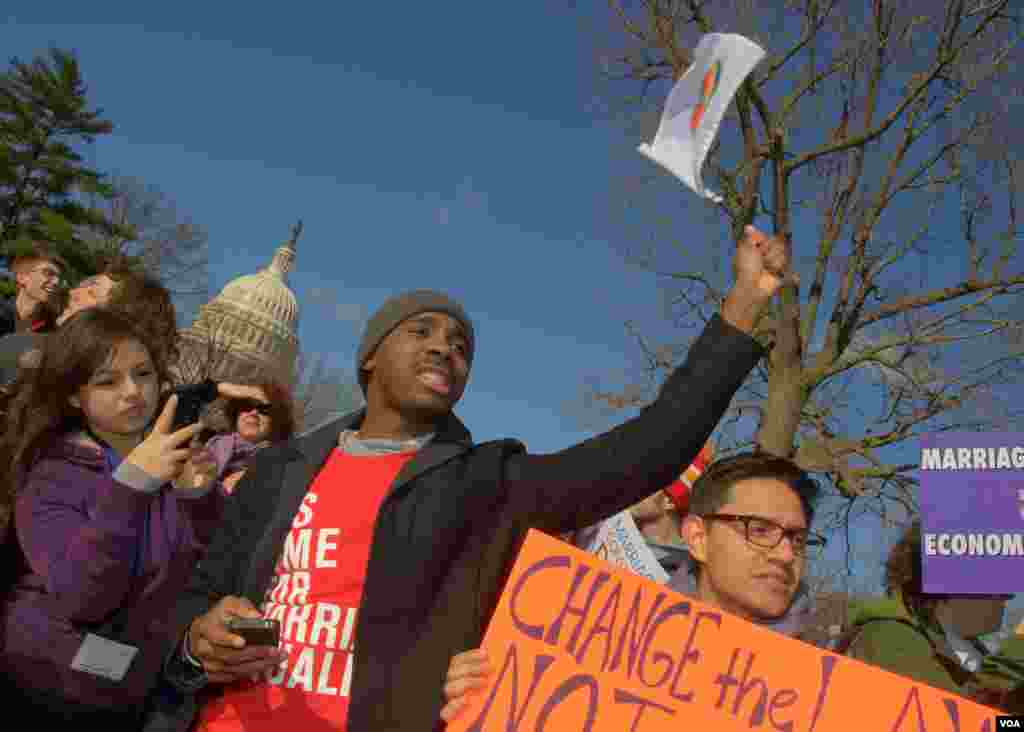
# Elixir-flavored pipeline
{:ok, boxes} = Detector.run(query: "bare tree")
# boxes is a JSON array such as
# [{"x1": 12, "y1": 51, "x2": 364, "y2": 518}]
[
  {"x1": 576, "y1": 1, "x2": 1024, "y2": 536},
  {"x1": 292, "y1": 349, "x2": 364, "y2": 433},
  {"x1": 82, "y1": 175, "x2": 209, "y2": 324}
]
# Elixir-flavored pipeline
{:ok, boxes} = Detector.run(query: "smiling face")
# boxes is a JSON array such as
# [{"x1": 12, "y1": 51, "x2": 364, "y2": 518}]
[
  {"x1": 363, "y1": 311, "x2": 471, "y2": 424},
  {"x1": 684, "y1": 477, "x2": 808, "y2": 621},
  {"x1": 15, "y1": 258, "x2": 63, "y2": 305},
  {"x1": 69, "y1": 337, "x2": 160, "y2": 442}
]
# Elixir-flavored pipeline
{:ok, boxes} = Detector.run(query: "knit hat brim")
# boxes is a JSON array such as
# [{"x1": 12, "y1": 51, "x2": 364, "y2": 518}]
[{"x1": 356, "y1": 290, "x2": 475, "y2": 394}]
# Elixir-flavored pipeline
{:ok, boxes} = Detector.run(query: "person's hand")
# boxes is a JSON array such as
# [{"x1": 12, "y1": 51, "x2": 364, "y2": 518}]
[
  {"x1": 440, "y1": 649, "x2": 493, "y2": 723},
  {"x1": 174, "y1": 444, "x2": 219, "y2": 495},
  {"x1": 123, "y1": 395, "x2": 205, "y2": 483},
  {"x1": 722, "y1": 225, "x2": 796, "y2": 332},
  {"x1": 186, "y1": 596, "x2": 285, "y2": 684},
  {"x1": 733, "y1": 225, "x2": 795, "y2": 301},
  {"x1": 222, "y1": 470, "x2": 246, "y2": 495},
  {"x1": 217, "y1": 382, "x2": 267, "y2": 401}
]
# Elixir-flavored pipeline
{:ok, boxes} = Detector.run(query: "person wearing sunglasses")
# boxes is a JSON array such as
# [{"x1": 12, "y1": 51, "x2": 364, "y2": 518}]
[{"x1": 204, "y1": 380, "x2": 295, "y2": 495}]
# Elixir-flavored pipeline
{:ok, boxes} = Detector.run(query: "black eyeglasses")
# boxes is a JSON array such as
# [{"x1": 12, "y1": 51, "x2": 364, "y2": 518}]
[
  {"x1": 700, "y1": 513, "x2": 826, "y2": 557},
  {"x1": 233, "y1": 398, "x2": 272, "y2": 416}
]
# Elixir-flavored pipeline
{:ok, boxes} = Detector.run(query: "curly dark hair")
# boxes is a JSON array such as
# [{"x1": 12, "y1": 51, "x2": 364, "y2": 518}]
[
  {"x1": 223, "y1": 378, "x2": 296, "y2": 443},
  {"x1": 102, "y1": 259, "x2": 179, "y2": 368},
  {"x1": 885, "y1": 521, "x2": 923, "y2": 595},
  {"x1": 884, "y1": 520, "x2": 948, "y2": 617}
]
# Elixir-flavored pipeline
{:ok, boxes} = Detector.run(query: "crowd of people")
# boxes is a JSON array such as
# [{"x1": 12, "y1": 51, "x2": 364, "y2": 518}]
[{"x1": 0, "y1": 234, "x2": 1020, "y2": 731}]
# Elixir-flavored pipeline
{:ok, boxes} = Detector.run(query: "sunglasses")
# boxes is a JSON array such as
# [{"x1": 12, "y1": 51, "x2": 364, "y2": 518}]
[{"x1": 233, "y1": 398, "x2": 272, "y2": 416}]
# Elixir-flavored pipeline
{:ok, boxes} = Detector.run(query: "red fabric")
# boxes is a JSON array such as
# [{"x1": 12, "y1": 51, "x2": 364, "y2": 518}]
[
  {"x1": 195, "y1": 447, "x2": 416, "y2": 732},
  {"x1": 662, "y1": 441, "x2": 714, "y2": 517}
]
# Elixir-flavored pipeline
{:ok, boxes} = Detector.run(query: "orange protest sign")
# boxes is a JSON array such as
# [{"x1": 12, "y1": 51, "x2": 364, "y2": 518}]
[{"x1": 448, "y1": 530, "x2": 1002, "y2": 732}]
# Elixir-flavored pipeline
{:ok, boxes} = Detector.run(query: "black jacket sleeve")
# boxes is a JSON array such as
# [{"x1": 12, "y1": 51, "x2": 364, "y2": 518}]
[
  {"x1": 167, "y1": 471, "x2": 252, "y2": 647},
  {"x1": 502, "y1": 313, "x2": 763, "y2": 535}
]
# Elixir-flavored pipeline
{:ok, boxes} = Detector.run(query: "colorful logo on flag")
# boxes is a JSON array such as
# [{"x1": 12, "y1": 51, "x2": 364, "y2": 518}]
[{"x1": 690, "y1": 60, "x2": 722, "y2": 131}]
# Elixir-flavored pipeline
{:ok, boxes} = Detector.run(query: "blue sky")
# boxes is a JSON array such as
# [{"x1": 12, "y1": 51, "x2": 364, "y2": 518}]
[
  {"x1": 7, "y1": 4, "x2": 1014, "y2": 598},
  {"x1": 3, "y1": 4, "x2": 661, "y2": 456}
]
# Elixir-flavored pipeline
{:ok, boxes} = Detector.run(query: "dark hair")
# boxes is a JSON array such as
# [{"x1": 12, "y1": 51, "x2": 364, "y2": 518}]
[
  {"x1": 688, "y1": 451, "x2": 820, "y2": 523},
  {"x1": 101, "y1": 259, "x2": 179, "y2": 368},
  {"x1": 0, "y1": 309, "x2": 171, "y2": 503},
  {"x1": 883, "y1": 520, "x2": 950, "y2": 621},
  {"x1": 686, "y1": 451, "x2": 820, "y2": 578},
  {"x1": 224, "y1": 378, "x2": 296, "y2": 443}
]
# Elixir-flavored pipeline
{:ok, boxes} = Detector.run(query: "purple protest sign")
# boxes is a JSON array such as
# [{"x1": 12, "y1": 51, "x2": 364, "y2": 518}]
[{"x1": 918, "y1": 432, "x2": 1024, "y2": 593}]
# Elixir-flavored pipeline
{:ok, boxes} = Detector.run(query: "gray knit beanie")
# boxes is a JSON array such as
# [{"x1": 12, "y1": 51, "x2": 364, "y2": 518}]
[{"x1": 356, "y1": 290, "x2": 475, "y2": 392}]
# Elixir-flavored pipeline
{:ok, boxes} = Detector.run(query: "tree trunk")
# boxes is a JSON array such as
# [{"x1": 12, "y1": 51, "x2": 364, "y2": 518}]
[
  {"x1": 756, "y1": 137, "x2": 803, "y2": 457},
  {"x1": 756, "y1": 284, "x2": 804, "y2": 457}
]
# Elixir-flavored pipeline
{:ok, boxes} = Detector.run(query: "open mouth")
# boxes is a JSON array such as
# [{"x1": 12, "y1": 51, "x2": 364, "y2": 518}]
[{"x1": 418, "y1": 370, "x2": 452, "y2": 396}]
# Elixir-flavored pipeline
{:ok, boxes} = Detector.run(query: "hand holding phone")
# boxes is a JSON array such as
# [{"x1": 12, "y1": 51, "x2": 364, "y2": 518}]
[
  {"x1": 226, "y1": 617, "x2": 280, "y2": 647},
  {"x1": 170, "y1": 379, "x2": 219, "y2": 432}
]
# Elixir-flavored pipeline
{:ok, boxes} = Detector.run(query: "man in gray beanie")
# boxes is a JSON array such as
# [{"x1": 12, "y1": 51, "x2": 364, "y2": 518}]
[
  {"x1": 354, "y1": 288, "x2": 475, "y2": 393},
  {"x1": 166, "y1": 226, "x2": 793, "y2": 732}
]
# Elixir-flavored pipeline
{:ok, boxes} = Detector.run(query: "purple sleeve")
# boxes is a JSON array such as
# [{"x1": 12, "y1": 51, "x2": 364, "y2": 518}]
[
  {"x1": 15, "y1": 459, "x2": 154, "y2": 624},
  {"x1": 204, "y1": 433, "x2": 235, "y2": 480},
  {"x1": 176, "y1": 482, "x2": 225, "y2": 549}
]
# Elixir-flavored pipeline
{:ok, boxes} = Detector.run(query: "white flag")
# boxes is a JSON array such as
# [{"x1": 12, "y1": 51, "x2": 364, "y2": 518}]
[
  {"x1": 638, "y1": 33, "x2": 766, "y2": 203},
  {"x1": 579, "y1": 512, "x2": 669, "y2": 584}
]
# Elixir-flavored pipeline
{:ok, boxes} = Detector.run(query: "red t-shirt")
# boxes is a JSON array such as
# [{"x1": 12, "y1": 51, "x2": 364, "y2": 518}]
[{"x1": 195, "y1": 447, "x2": 416, "y2": 732}]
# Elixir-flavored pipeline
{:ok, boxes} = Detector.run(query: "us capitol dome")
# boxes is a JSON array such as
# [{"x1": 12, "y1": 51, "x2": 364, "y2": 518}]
[{"x1": 179, "y1": 222, "x2": 302, "y2": 387}]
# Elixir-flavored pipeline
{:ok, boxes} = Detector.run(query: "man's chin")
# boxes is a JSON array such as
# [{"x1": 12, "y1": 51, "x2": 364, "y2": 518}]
[
  {"x1": 407, "y1": 394, "x2": 456, "y2": 421},
  {"x1": 747, "y1": 599, "x2": 792, "y2": 622}
]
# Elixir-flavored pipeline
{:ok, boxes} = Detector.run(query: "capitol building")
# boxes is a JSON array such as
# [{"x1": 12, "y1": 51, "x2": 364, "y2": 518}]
[{"x1": 178, "y1": 223, "x2": 302, "y2": 388}]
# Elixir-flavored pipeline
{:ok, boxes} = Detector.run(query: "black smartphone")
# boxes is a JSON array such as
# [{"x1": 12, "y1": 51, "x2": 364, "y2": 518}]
[
  {"x1": 226, "y1": 617, "x2": 280, "y2": 647},
  {"x1": 170, "y1": 379, "x2": 219, "y2": 432}
]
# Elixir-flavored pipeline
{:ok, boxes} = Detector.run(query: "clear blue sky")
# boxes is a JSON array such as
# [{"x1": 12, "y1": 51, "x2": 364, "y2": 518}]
[
  {"x1": 3, "y1": 3, "x2": 662, "y2": 455},
  {"x1": 8, "y1": 4, "x2": 1000, "y2": 597}
]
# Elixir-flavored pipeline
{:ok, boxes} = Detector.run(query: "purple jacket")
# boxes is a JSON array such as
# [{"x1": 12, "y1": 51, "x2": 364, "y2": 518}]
[
  {"x1": 0, "y1": 432, "x2": 223, "y2": 709},
  {"x1": 204, "y1": 432, "x2": 266, "y2": 490}
]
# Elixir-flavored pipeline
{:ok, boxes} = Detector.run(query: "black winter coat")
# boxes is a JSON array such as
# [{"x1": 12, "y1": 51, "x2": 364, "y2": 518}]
[{"x1": 165, "y1": 313, "x2": 763, "y2": 731}]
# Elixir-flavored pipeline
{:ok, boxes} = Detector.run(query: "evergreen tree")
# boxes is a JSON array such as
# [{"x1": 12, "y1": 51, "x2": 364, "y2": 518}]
[{"x1": 0, "y1": 47, "x2": 130, "y2": 296}]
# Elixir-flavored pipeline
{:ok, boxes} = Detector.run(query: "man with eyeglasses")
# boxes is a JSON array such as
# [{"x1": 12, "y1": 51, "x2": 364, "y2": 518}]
[
  {"x1": 668, "y1": 451, "x2": 824, "y2": 633},
  {"x1": 0, "y1": 257, "x2": 179, "y2": 385},
  {"x1": 0, "y1": 245, "x2": 67, "y2": 337},
  {"x1": 439, "y1": 451, "x2": 827, "y2": 722}
]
